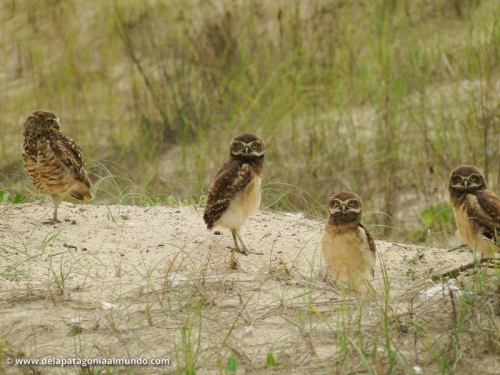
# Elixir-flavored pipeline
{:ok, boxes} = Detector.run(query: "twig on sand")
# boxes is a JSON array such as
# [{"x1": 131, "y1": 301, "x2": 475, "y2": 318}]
[{"x1": 431, "y1": 257, "x2": 495, "y2": 281}]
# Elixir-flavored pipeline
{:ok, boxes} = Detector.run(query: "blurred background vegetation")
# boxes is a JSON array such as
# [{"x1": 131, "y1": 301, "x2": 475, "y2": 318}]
[{"x1": 1, "y1": 0, "x2": 499, "y2": 244}]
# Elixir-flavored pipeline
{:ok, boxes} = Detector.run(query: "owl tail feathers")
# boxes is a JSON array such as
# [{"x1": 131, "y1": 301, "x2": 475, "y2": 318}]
[
  {"x1": 204, "y1": 215, "x2": 215, "y2": 230},
  {"x1": 70, "y1": 182, "x2": 93, "y2": 201}
]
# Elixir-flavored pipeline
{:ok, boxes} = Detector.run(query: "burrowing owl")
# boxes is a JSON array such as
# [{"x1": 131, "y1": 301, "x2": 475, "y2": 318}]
[
  {"x1": 321, "y1": 191, "x2": 376, "y2": 290},
  {"x1": 22, "y1": 110, "x2": 93, "y2": 223},
  {"x1": 449, "y1": 165, "x2": 500, "y2": 257},
  {"x1": 203, "y1": 133, "x2": 265, "y2": 255}
]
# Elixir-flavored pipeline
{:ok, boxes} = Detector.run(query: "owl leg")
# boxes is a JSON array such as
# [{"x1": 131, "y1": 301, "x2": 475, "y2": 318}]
[
  {"x1": 233, "y1": 228, "x2": 251, "y2": 255},
  {"x1": 231, "y1": 229, "x2": 243, "y2": 253},
  {"x1": 43, "y1": 196, "x2": 61, "y2": 224},
  {"x1": 51, "y1": 195, "x2": 61, "y2": 223}
]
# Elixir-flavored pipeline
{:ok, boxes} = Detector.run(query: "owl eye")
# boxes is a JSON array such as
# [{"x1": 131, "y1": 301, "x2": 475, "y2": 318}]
[
  {"x1": 455, "y1": 176, "x2": 462, "y2": 183},
  {"x1": 348, "y1": 200, "x2": 355, "y2": 206},
  {"x1": 251, "y1": 143, "x2": 258, "y2": 149},
  {"x1": 237, "y1": 143, "x2": 243, "y2": 149},
  {"x1": 470, "y1": 176, "x2": 477, "y2": 182},
  {"x1": 333, "y1": 201, "x2": 340, "y2": 207},
  {"x1": 45, "y1": 119, "x2": 53, "y2": 125}
]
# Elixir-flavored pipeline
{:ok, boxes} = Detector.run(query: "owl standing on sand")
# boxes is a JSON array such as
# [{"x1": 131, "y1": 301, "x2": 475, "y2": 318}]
[
  {"x1": 449, "y1": 165, "x2": 500, "y2": 258},
  {"x1": 321, "y1": 191, "x2": 376, "y2": 290},
  {"x1": 22, "y1": 110, "x2": 93, "y2": 223},
  {"x1": 203, "y1": 133, "x2": 265, "y2": 255}
]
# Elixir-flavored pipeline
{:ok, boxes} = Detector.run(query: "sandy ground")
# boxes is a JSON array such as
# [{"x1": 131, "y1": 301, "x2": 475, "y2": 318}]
[{"x1": 0, "y1": 201, "x2": 496, "y2": 374}]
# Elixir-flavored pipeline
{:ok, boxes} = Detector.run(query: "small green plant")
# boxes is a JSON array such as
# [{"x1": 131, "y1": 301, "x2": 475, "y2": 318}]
[
  {"x1": 421, "y1": 203, "x2": 454, "y2": 227},
  {"x1": 48, "y1": 251, "x2": 74, "y2": 296},
  {"x1": 410, "y1": 203, "x2": 455, "y2": 244},
  {"x1": 0, "y1": 189, "x2": 24, "y2": 204},
  {"x1": 403, "y1": 247, "x2": 425, "y2": 265},
  {"x1": 175, "y1": 318, "x2": 201, "y2": 375},
  {"x1": 266, "y1": 352, "x2": 276, "y2": 367},
  {"x1": 225, "y1": 355, "x2": 237, "y2": 373}
]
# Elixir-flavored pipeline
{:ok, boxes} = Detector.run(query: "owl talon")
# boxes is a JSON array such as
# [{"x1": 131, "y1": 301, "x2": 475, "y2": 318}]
[
  {"x1": 234, "y1": 246, "x2": 250, "y2": 256},
  {"x1": 236, "y1": 249, "x2": 248, "y2": 256}
]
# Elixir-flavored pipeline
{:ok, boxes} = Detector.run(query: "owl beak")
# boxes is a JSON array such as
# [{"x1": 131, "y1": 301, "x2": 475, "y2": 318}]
[
  {"x1": 243, "y1": 146, "x2": 250, "y2": 155},
  {"x1": 462, "y1": 179, "x2": 469, "y2": 188},
  {"x1": 341, "y1": 204, "x2": 347, "y2": 213}
]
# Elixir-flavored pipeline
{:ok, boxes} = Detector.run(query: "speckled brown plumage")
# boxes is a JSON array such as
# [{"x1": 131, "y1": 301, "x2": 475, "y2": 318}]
[
  {"x1": 22, "y1": 110, "x2": 93, "y2": 223},
  {"x1": 321, "y1": 191, "x2": 376, "y2": 291},
  {"x1": 449, "y1": 165, "x2": 500, "y2": 257},
  {"x1": 203, "y1": 133, "x2": 265, "y2": 255}
]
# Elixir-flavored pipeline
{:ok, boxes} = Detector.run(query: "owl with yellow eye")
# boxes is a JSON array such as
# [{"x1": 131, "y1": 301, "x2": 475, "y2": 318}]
[
  {"x1": 449, "y1": 165, "x2": 500, "y2": 258},
  {"x1": 321, "y1": 191, "x2": 376, "y2": 291},
  {"x1": 203, "y1": 133, "x2": 266, "y2": 255}
]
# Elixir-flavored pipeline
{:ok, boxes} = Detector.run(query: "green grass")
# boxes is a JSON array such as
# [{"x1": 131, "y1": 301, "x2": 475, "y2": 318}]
[{"x1": 2, "y1": 0, "x2": 500, "y2": 245}]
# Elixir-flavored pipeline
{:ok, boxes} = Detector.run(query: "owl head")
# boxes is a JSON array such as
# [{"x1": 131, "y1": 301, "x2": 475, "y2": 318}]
[
  {"x1": 449, "y1": 165, "x2": 487, "y2": 193},
  {"x1": 229, "y1": 133, "x2": 265, "y2": 158},
  {"x1": 23, "y1": 110, "x2": 61, "y2": 137},
  {"x1": 327, "y1": 191, "x2": 363, "y2": 223}
]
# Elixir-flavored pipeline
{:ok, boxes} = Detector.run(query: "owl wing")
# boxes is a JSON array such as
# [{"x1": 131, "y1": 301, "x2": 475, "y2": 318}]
[
  {"x1": 50, "y1": 135, "x2": 91, "y2": 186},
  {"x1": 360, "y1": 222, "x2": 376, "y2": 276},
  {"x1": 470, "y1": 190, "x2": 500, "y2": 243},
  {"x1": 203, "y1": 160, "x2": 253, "y2": 229},
  {"x1": 50, "y1": 135, "x2": 93, "y2": 199}
]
